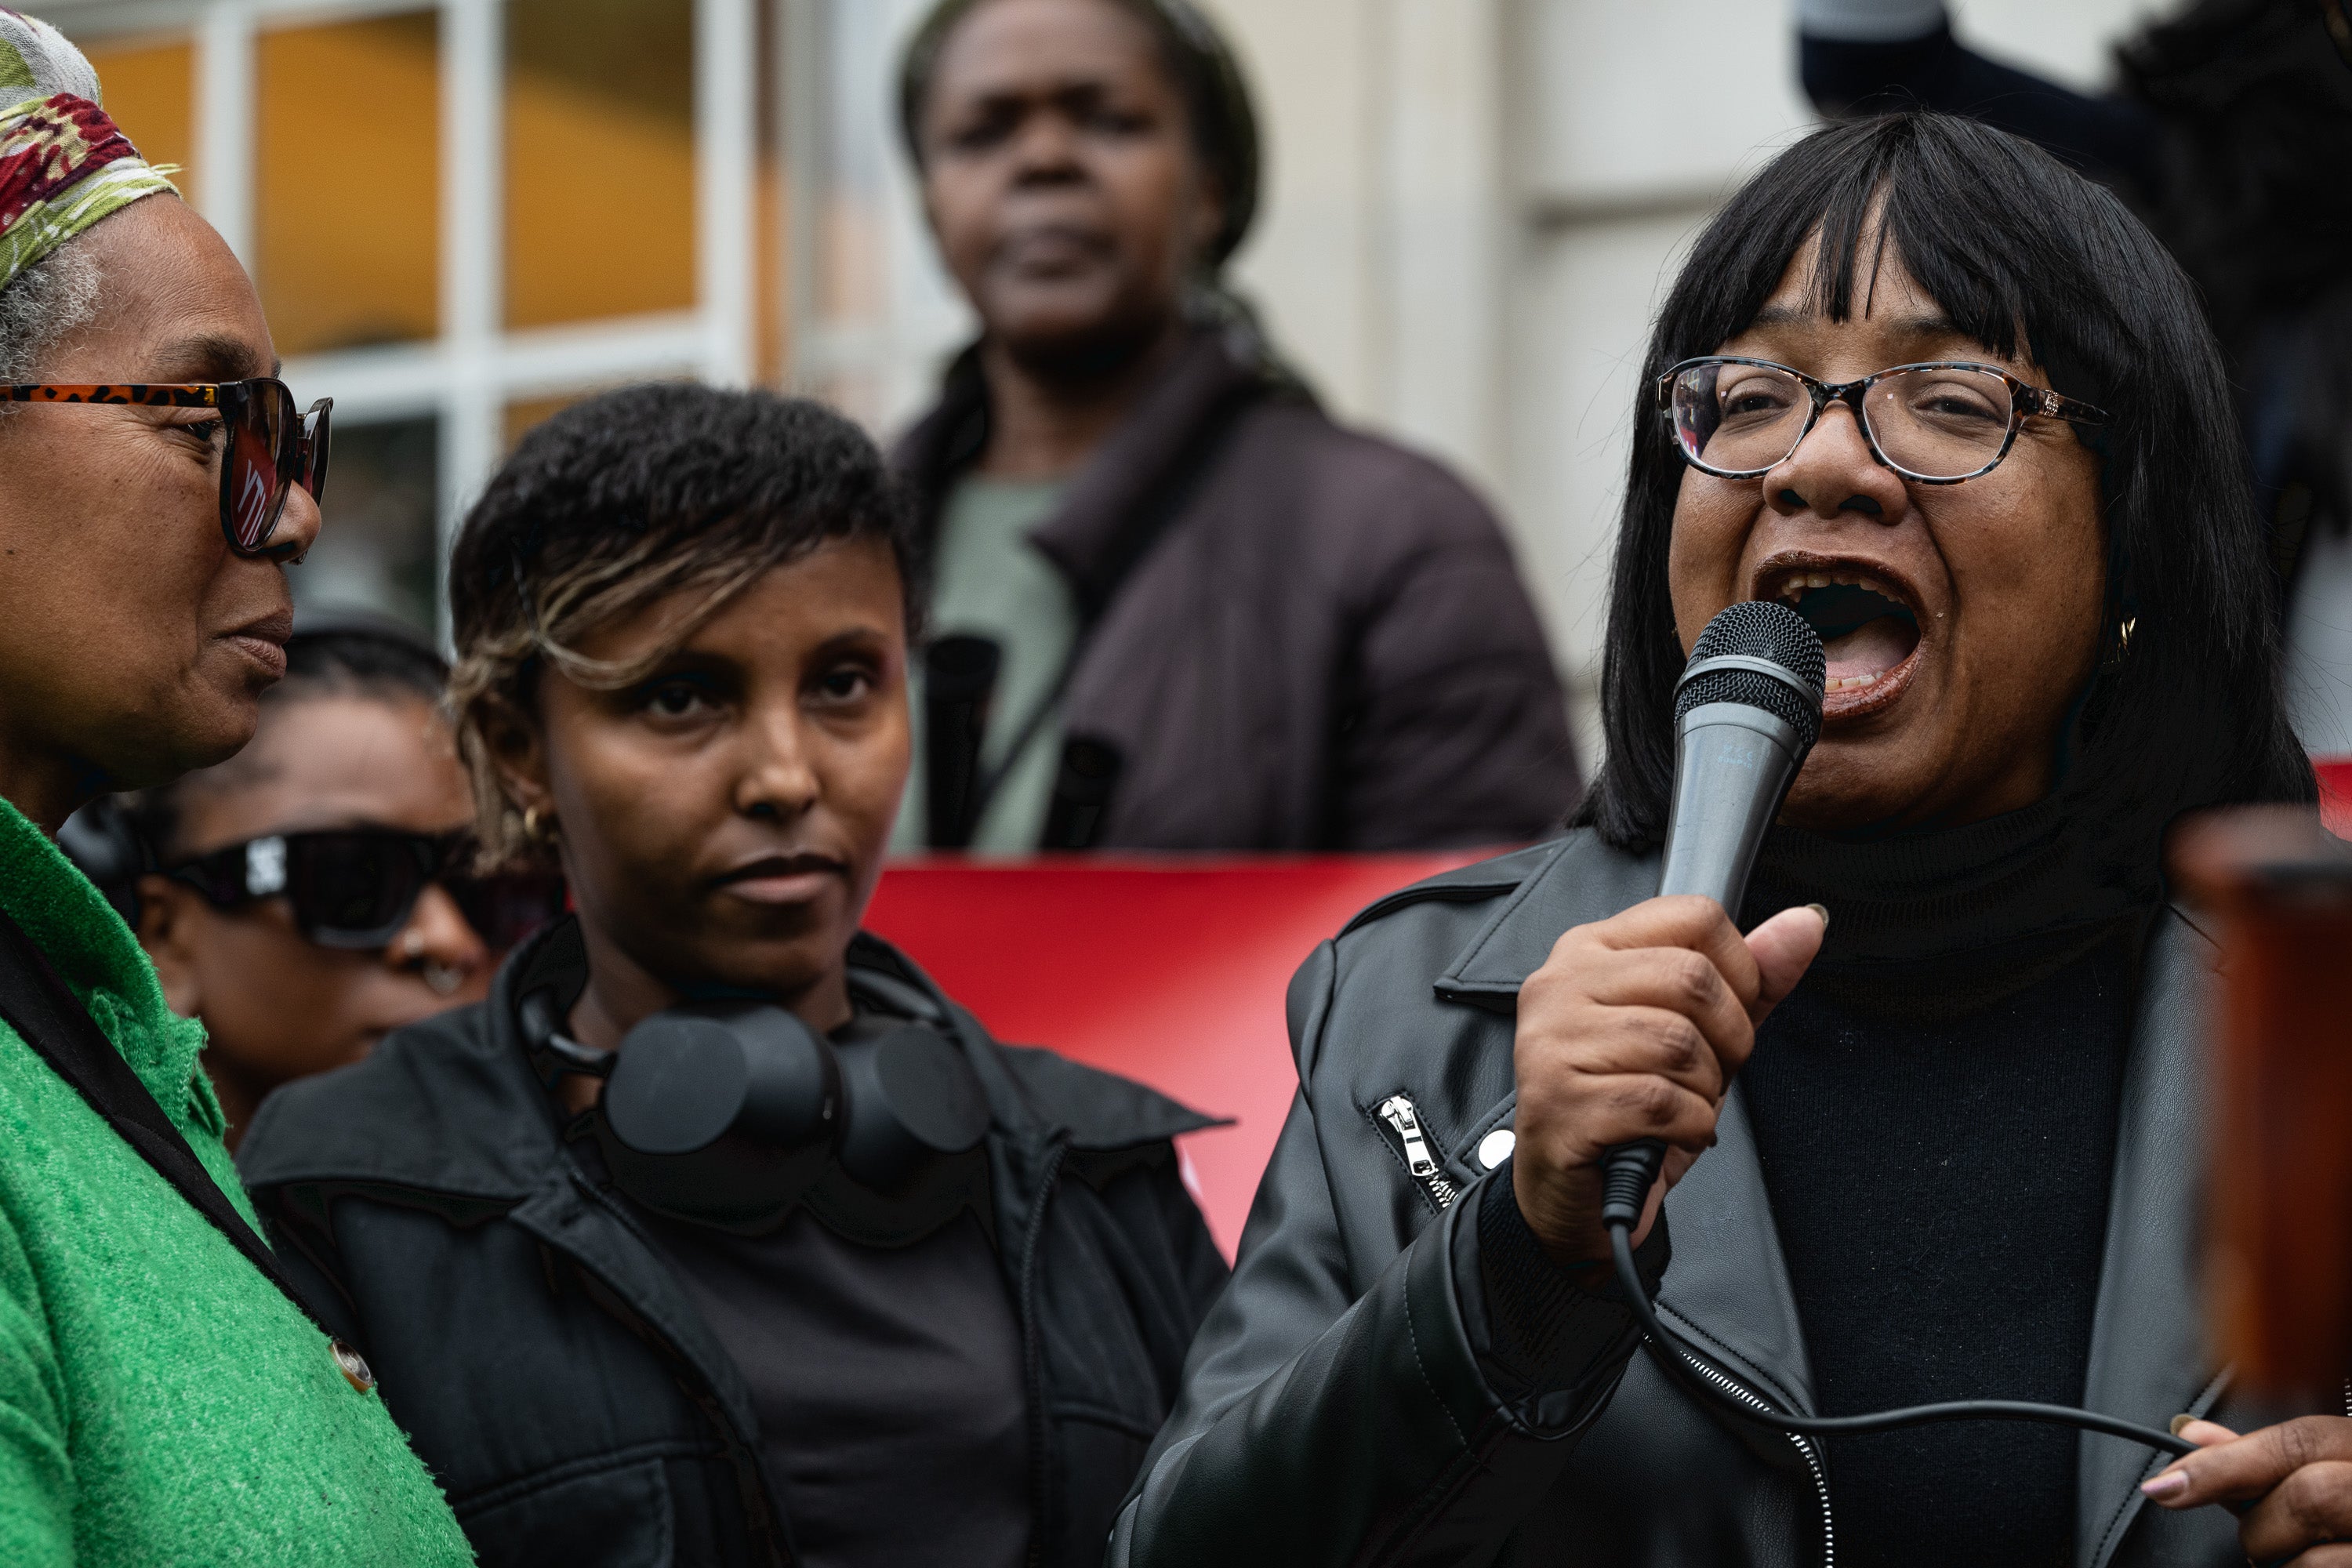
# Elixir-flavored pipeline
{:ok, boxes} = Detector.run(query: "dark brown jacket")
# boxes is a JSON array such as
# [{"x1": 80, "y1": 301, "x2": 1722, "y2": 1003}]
[{"x1": 894, "y1": 328, "x2": 1581, "y2": 851}]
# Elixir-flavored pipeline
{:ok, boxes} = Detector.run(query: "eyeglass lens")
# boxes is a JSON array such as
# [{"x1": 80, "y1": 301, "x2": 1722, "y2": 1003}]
[
  {"x1": 287, "y1": 832, "x2": 430, "y2": 946},
  {"x1": 1671, "y1": 362, "x2": 2017, "y2": 481},
  {"x1": 299, "y1": 399, "x2": 332, "y2": 506},
  {"x1": 281, "y1": 831, "x2": 564, "y2": 951},
  {"x1": 224, "y1": 383, "x2": 296, "y2": 554}
]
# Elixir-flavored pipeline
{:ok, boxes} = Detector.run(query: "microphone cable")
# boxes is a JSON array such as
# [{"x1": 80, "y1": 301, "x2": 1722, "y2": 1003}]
[{"x1": 1597, "y1": 1141, "x2": 2197, "y2": 1459}]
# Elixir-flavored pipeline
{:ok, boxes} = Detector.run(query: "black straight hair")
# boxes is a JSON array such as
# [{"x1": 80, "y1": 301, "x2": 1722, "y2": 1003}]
[{"x1": 1573, "y1": 112, "x2": 2314, "y2": 862}]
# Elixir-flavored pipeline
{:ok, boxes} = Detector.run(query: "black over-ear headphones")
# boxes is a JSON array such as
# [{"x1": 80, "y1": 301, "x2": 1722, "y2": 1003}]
[{"x1": 518, "y1": 979, "x2": 992, "y2": 1229}]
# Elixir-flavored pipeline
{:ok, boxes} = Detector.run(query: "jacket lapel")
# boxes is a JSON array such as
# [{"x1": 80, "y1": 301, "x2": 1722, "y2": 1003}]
[
  {"x1": 507, "y1": 1174, "x2": 764, "y2": 1443},
  {"x1": 1023, "y1": 332, "x2": 1266, "y2": 619},
  {"x1": 1657, "y1": 1086, "x2": 1818, "y2": 1417},
  {"x1": 2075, "y1": 909, "x2": 2224, "y2": 1568}
]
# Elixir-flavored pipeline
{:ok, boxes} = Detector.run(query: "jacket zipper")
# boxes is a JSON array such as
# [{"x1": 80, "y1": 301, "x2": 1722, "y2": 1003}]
[
  {"x1": 1646, "y1": 1332, "x2": 1835, "y2": 1567},
  {"x1": 1375, "y1": 1094, "x2": 1459, "y2": 1209},
  {"x1": 1375, "y1": 1091, "x2": 1830, "y2": 1560}
]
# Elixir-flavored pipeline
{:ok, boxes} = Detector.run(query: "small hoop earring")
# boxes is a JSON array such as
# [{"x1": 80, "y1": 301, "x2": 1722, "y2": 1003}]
[{"x1": 522, "y1": 806, "x2": 553, "y2": 843}]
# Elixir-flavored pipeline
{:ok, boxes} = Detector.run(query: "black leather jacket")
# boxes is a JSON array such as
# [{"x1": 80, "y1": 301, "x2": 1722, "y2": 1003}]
[
  {"x1": 1112, "y1": 829, "x2": 2306, "y2": 1567},
  {"x1": 236, "y1": 924, "x2": 1228, "y2": 1568}
]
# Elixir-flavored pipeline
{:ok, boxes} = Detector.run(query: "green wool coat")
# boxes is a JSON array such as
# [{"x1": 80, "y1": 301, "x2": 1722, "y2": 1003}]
[{"x1": 0, "y1": 797, "x2": 474, "y2": 1566}]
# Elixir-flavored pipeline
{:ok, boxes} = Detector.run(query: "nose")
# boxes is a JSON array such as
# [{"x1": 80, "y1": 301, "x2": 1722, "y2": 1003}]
[
  {"x1": 387, "y1": 884, "x2": 490, "y2": 994},
  {"x1": 1009, "y1": 107, "x2": 1085, "y2": 183},
  {"x1": 737, "y1": 700, "x2": 822, "y2": 824},
  {"x1": 1763, "y1": 401, "x2": 1910, "y2": 524},
  {"x1": 272, "y1": 477, "x2": 325, "y2": 561}
]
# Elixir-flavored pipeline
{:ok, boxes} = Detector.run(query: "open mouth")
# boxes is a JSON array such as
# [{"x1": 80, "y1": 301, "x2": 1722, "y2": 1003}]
[{"x1": 1771, "y1": 571, "x2": 1922, "y2": 695}]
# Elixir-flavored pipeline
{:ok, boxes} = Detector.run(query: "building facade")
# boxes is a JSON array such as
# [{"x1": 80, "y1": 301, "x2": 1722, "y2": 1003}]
[{"x1": 44, "y1": 0, "x2": 2158, "y2": 752}]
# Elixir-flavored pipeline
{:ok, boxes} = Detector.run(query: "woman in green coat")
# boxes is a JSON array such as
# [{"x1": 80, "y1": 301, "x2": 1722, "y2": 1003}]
[{"x1": 0, "y1": 14, "x2": 472, "y2": 1566}]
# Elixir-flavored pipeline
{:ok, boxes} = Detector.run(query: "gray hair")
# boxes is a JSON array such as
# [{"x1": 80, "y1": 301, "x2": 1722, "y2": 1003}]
[{"x1": 0, "y1": 240, "x2": 102, "y2": 397}]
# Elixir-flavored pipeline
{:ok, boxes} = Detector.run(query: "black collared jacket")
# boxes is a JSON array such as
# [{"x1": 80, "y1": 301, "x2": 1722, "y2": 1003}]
[
  {"x1": 237, "y1": 924, "x2": 1227, "y2": 1568},
  {"x1": 1112, "y1": 829, "x2": 2309, "y2": 1568}
]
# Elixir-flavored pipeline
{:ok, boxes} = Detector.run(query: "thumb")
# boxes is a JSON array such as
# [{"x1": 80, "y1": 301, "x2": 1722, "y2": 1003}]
[{"x1": 1743, "y1": 904, "x2": 1826, "y2": 1022}]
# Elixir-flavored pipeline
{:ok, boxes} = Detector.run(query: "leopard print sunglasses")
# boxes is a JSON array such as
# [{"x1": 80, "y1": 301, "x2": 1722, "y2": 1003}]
[{"x1": 2, "y1": 379, "x2": 331, "y2": 557}]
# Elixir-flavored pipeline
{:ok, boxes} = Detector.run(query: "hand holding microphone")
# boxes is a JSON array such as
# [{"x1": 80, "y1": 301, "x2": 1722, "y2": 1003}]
[
  {"x1": 1527, "y1": 604, "x2": 2199, "y2": 1461},
  {"x1": 1509, "y1": 895, "x2": 1824, "y2": 1264},
  {"x1": 1511, "y1": 601, "x2": 1829, "y2": 1265}
]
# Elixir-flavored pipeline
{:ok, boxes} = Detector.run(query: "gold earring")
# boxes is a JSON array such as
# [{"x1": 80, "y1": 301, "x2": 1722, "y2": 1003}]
[{"x1": 522, "y1": 806, "x2": 553, "y2": 843}]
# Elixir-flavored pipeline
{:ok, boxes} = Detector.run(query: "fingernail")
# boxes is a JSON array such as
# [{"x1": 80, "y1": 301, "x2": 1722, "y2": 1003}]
[
  {"x1": 2169, "y1": 1413, "x2": 2194, "y2": 1436},
  {"x1": 2140, "y1": 1470, "x2": 2187, "y2": 1501},
  {"x1": 1805, "y1": 902, "x2": 1830, "y2": 932}
]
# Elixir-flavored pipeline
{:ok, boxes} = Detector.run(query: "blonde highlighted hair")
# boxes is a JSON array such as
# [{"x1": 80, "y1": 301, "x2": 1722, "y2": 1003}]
[{"x1": 445, "y1": 382, "x2": 919, "y2": 869}]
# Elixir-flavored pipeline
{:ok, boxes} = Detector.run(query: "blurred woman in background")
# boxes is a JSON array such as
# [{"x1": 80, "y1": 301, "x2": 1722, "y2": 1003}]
[
  {"x1": 98, "y1": 615, "x2": 565, "y2": 1146},
  {"x1": 893, "y1": 0, "x2": 1579, "y2": 854}
]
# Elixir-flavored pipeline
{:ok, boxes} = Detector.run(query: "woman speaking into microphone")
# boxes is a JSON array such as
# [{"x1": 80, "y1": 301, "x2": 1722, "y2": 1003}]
[{"x1": 1113, "y1": 113, "x2": 2336, "y2": 1566}]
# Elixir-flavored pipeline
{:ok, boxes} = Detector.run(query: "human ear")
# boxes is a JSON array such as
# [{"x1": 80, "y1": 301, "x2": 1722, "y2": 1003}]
[
  {"x1": 136, "y1": 875, "x2": 205, "y2": 1018},
  {"x1": 1188, "y1": 172, "x2": 1226, "y2": 268},
  {"x1": 482, "y1": 695, "x2": 555, "y2": 826}
]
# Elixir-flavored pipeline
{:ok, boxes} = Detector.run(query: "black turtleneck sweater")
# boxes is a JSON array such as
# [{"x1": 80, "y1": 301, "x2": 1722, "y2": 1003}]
[{"x1": 1736, "y1": 801, "x2": 2153, "y2": 1568}]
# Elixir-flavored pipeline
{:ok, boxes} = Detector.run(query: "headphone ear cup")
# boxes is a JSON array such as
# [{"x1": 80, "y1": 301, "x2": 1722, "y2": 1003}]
[
  {"x1": 605, "y1": 1003, "x2": 837, "y2": 1156},
  {"x1": 836, "y1": 1024, "x2": 990, "y2": 1189}
]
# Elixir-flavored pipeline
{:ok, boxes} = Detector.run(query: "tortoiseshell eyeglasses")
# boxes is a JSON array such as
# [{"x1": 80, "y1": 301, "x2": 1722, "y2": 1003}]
[{"x1": 2, "y1": 379, "x2": 331, "y2": 557}]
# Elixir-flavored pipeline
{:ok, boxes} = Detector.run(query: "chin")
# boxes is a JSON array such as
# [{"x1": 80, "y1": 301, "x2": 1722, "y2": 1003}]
[
  {"x1": 173, "y1": 690, "x2": 267, "y2": 774},
  {"x1": 999, "y1": 303, "x2": 1160, "y2": 375}
]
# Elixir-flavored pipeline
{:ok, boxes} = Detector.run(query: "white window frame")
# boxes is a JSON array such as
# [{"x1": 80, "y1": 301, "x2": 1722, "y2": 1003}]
[{"x1": 50, "y1": 0, "x2": 763, "y2": 635}]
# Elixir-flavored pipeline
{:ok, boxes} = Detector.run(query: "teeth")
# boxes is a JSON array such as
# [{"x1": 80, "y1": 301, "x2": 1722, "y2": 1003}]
[
  {"x1": 1825, "y1": 672, "x2": 1882, "y2": 691},
  {"x1": 1772, "y1": 569, "x2": 1895, "y2": 603}
]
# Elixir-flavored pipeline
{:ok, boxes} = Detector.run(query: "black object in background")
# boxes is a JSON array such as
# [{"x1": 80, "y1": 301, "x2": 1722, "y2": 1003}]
[
  {"x1": 1040, "y1": 736, "x2": 1123, "y2": 851},
  {"x1": 56, "y1": 797, "x2": 146, "y2": 927},
  {"x1": 924, "y1": 635, "x2": 1001, "y2": 850}
]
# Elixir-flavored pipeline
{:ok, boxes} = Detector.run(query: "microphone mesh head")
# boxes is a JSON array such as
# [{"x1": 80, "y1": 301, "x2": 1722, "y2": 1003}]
[{"x1": 1672, "y1": 601, "x2": 1827, "y2": 750}]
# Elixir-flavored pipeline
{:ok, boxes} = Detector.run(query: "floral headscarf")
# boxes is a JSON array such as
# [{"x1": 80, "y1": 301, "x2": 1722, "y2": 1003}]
[{"x1": 0, "y1": 10, "x2": 174, "y2": 294}]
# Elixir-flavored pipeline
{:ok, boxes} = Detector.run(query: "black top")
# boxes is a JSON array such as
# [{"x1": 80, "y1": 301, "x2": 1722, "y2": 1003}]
[
  {"x1": 599, "y1": 1011, "x2": 1032, "y2": 1568},
  {"x1": 1743, "y1": 938, "x2": 2135, "y2": 1566},
  {"x1": 634, "y1": 1204, "x2": 1029, "y2": 1568}
]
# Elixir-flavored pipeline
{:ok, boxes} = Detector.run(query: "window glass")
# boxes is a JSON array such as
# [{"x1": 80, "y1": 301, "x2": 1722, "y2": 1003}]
[
  {"x1": 79, "y1": 36, "x2": 193, "y2": 193},
  {"x1": 504, "y1": 0, "x2": 695, "y2": 330},
  {"x1": 293, "y1": 418, "x2": 441, "y2": 636},
  {"x1": 256, "y1": 13, "x2": 441, "y2": 356},
  {"x1": 503, "y1": 391, "x2": 588, "y2": 452}
]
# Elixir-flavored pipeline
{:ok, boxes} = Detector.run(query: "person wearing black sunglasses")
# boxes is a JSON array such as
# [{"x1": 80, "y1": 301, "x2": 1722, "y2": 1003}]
[{"x1": 106, "y1": 616, "x2": 568, "y2": 1149}]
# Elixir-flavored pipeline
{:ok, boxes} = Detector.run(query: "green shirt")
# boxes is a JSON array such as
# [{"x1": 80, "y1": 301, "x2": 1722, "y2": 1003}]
[
  {"x1": 0, "y1": 797, "x2": 474, "y2": 1567},
  {"x1": 893, "y1": 477, "x2": 1076, "y2": 855}
]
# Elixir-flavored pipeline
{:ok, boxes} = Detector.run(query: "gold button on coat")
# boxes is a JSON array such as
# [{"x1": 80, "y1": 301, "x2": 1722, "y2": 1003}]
[{"x1": 330, "y1": 1338, "x2": 377, "y2": 1393}]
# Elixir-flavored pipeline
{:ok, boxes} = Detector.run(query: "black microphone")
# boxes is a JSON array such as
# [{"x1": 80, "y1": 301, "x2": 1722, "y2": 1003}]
[{"x1": 1599, "y1": 601, "x2": 1824, "y2": 1229}]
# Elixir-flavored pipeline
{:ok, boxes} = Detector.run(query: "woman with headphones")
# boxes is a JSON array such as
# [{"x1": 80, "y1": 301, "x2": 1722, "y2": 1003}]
[{"x1": 236, "y1": 383, "x2": 1227, "y2": 1568}]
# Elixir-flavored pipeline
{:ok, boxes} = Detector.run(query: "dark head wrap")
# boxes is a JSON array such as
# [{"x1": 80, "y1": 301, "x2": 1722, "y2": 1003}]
[{"x1": 896, "y1": 0, "x2": 1261, "y2": 273}]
